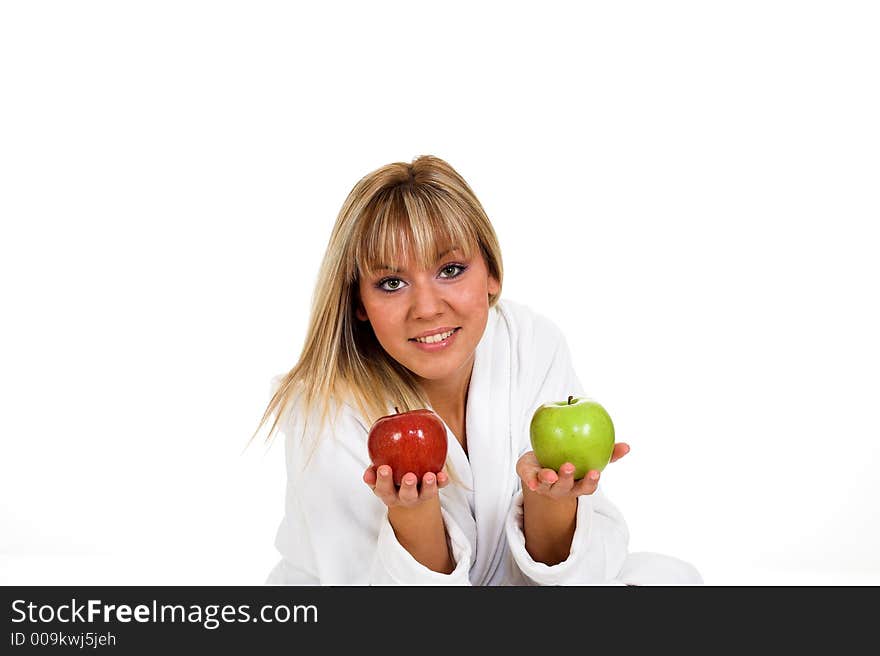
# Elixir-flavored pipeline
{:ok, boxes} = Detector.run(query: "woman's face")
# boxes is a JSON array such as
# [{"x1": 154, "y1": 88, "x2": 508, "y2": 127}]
[{"x1": 356, "y1": 244, "x2": 500, "y2": 383}]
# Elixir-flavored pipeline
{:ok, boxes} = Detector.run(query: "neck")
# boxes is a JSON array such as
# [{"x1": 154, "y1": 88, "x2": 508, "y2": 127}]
[{"x1": 418, "y1": 353, "x2": 475, "y2": 419}]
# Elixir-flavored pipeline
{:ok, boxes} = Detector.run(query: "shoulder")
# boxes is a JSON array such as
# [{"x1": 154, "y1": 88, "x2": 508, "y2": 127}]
[
  {"x1": 267, "y1": 376, "x2": 371, "y2": 474},
  {"x1": 494, "y1": 297, "x2": 568, "y2": 351},
  {"x1": 268, "y1": 375, "x2": 369, "y2": 431}
]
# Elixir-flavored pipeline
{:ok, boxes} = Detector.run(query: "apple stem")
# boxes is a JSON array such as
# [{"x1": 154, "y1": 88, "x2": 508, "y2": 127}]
[
  {"x1": 568, "y1": 395, "x2": 574, "y2": 405},
  {"x1": 394, "y1": 406, "x2": 399, "y2": 414}
]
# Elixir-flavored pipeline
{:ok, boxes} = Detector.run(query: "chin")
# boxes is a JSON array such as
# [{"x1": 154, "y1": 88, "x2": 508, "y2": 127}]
[
  {"x1": 411, "y1": 368, "x2": 454, "y2": 382},
  {"x1": 407, "y1": 357, "x2": 469, "y2": 382}
]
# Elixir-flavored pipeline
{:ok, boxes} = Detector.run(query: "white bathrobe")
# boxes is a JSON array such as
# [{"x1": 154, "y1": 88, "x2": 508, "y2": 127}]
[{"x1": 265, "y1": 298, "x2": 699, "y2": 585}]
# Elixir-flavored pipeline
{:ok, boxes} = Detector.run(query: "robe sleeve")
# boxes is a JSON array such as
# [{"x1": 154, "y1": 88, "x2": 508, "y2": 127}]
[
  {"x1": 504, "y1": 489, "x2": 629, "y2": 584},
  {"x1": 503, "y1": 317, "x2": 631, "y2": 584},
  {"x1": 265, "y1": 388, "x2": 474, "y2": 586}
]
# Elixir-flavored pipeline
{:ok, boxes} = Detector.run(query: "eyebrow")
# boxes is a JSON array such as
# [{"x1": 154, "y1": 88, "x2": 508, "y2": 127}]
[{"x1": 374, "y1": 247, "x2": 462, "y2": 273}]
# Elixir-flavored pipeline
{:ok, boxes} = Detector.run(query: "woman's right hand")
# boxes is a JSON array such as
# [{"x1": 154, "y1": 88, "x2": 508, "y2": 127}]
[
  {"x1": 363, "y1": 465, "x2": 456, "y2": 574},
  {"x1": 362, "y1": 465, "x2": 450, "y2": 510}
]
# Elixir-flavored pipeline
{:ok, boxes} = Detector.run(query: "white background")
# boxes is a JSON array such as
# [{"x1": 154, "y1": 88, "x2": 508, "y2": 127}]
[{"x1": 2, "y1": 1, "x2": 878, "y2": 586}]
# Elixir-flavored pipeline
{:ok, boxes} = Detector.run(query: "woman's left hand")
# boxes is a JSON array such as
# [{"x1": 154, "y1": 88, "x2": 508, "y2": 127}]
[{"x1": 516, "y1": 442, "x2": 630, "y2": 499}]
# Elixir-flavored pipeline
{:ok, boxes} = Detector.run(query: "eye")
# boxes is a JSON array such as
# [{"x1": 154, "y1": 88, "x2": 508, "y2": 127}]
[
  {"x1": 377, "y1": 277, "x2": 406, "y2": 293},
  {"x1": 439, "y1": 263, "x2": 467, "y2": 278}
]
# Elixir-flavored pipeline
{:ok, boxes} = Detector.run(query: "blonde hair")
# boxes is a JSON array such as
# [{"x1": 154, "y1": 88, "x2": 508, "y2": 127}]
[{"x1": 250, "y1": 155, "x2": 504, "y2": 457}]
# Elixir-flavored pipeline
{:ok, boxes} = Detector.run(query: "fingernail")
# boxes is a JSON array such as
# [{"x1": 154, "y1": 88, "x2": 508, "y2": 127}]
[
  {"x1": 379, "y1": 468, "x2": 388, "y2": 477},
  {"x1": 589, "y1": 471, "x2": 600, "y2": 481},
  {"x1": 425, "y1": 474, "x2": 435, "y2": 485}
]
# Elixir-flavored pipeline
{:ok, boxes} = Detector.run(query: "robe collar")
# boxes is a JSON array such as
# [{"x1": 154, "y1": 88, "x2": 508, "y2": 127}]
[{"x1": 462, "y1": 302, "x2": 519, "y2": 584}]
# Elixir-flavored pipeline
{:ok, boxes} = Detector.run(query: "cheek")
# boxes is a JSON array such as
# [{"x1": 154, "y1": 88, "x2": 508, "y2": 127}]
[
  {"x1": 363, "y1": 299, "x2": 402, "y2": 336},
  {"x1": 460, "y1": 279, "x2": 492, "y2": 307}
]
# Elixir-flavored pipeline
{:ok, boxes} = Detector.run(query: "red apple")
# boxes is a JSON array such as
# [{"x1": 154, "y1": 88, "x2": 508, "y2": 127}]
[{"x1": 367, "y1": 407, "x2": 448, "y2": 486}]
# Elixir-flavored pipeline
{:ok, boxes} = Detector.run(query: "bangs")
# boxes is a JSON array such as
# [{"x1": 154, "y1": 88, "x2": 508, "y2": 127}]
[{"x1": 350, "y1": 185, "x2": 480, "y2": 281}]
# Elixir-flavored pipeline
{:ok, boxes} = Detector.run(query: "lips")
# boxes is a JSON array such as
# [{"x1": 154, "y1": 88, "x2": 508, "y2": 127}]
[{"x1": 409, "y1": 327, "x2": 461, "y2": 344}]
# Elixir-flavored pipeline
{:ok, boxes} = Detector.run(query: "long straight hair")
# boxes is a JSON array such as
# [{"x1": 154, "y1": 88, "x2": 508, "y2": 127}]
[{"x1": 250, "y1": 155, "x2": 504, "y2": 461}]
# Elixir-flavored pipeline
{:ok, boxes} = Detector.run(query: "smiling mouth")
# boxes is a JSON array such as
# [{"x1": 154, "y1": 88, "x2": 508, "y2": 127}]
[{"x1": 409, "y1": 327, "x2": 461, "y2": 344}]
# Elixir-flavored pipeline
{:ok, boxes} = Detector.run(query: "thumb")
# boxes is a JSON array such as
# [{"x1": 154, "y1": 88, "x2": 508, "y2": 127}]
[{"x1": 516, "y1": 461, "x2": 541, "y2": 491}]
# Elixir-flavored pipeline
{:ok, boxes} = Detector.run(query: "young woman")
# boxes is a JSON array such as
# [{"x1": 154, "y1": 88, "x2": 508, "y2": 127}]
[{"x1": 255, "y1": 155, "x2": 702, "y2": 585}]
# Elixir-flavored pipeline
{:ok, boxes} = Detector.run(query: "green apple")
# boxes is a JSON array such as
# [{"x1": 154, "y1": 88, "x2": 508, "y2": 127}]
[{"x1": 529, "y1": 396, "x2": 615, "y2": 479}]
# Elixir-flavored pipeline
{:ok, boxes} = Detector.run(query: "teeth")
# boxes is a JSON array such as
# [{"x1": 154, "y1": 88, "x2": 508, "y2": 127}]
[{"x1": 415, "y1": 329, "x2": 456, "y2": 344}]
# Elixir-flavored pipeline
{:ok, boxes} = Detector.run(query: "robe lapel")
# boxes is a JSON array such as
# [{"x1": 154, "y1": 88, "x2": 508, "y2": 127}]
[
  {"x1": 439, "y1": 422, "x2": 477, "y2": 560},
  {"x1": 444, "y1": 426, "x2": 473, "y2": 496},
  {"x1": 465, "y1": 305, "x2": 518, "y2": 585}
]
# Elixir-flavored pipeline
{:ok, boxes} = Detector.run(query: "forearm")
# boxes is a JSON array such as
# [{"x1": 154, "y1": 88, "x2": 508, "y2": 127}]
[
  {"x1": 522, "y1": 487, "x2": 578, "y2": 566},
  {"x1": 388, "y1": 499, "x2": 455, "y2": 574}
]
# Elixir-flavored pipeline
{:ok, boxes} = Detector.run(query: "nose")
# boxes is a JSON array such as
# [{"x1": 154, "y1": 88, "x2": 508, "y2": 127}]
[{"x1": 409, "y1": 279, "x2": 445, "y2": 320}]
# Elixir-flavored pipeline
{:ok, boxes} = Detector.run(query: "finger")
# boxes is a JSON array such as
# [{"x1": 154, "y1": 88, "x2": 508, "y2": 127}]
[
  {"x1": 435, "y1": 470, "x2": 450, "y2": 488},
  {"x1": 522, "y1": 470, "x2": 540, "y2": 492},
  {"x1": 420, "y1": 472, "x2": 439, "y2": 500},
  {"x1": 515, "y1": 457, "x2": 533, "y2": 481},
  {"x1": 518, "y1": 466, "x2": 540, "y2": 492},
  {"x1": 374, "y1": 465, "x2": 397, "y2": 501},
  {"x1": 571, "y1": 469, "x2": 601, "y2": 496},
  {"x1": 539, "y1": 468, "x2": 559, "y2": 486},
  {"x1": 398, "y1": 472, "x2": 419, "y2": 504},
  {"x1": 516, "y1": 459, "x2": 542, "y2": 492},
  {"x1": 535, "y1": 467, "x2": 558, "y2": 494},
  {"x1": 516, "y1": 451, "x2": 540, "y2": 470},
  {"x1": 610, "y1": 442, "x2": 630, "y2": 463},
  {"x1": 363, "y1": 466, "x2": 377, "y2": 488},
  {"x1": 550, "y1": 462, "x2": 576, "y2": 496}
]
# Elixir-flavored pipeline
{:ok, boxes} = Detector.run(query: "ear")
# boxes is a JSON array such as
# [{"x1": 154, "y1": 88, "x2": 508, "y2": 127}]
[
  {"x1": 488, "y1": 275, "x2": 500, "y2": 297},
  {"x1": 353, "y1": 285, "x2": 369, "y2": 322}
]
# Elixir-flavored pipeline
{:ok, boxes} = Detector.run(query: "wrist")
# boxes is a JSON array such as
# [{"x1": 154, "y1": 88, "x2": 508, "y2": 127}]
[
  {"x1": 521, "y1": 488, "x2": 578, "y2": 566},
  {"x1": 388, "y1": 495, "x2": 442, "y2": 526},
  {"x1": 522, "y1": 486, "x2": 578, "y2": 512},
  {"x1": 387, "y1": 498, "x2": 453, "y2": 575}
]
